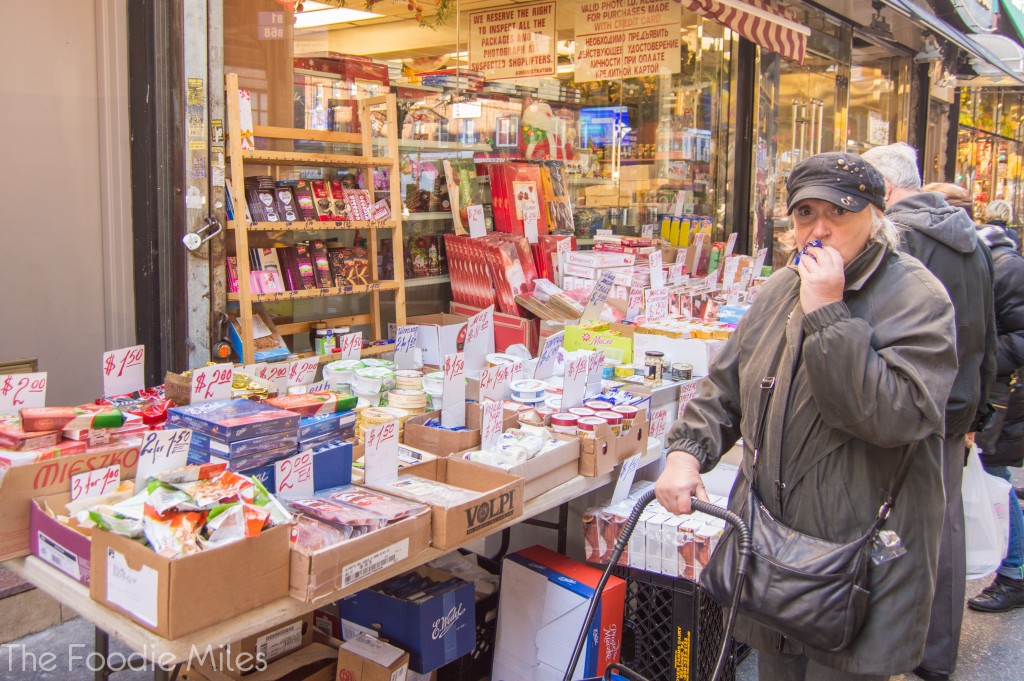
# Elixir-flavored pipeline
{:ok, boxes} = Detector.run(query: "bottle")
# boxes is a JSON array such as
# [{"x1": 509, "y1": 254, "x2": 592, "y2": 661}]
[{"x1": 315, "y1": 330, "x2": 331, "y2": 355}]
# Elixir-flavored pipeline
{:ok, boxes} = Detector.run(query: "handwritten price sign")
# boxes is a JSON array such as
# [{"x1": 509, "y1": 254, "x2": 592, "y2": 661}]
[
  {"x1": 645, "y1": 288, "x2": 669, "y2": 320},
  {"x1": 724, "y1": 233, "x2": 738, "y2": 257},
  {"x1": 611, "y1": 454, "x2": 643, "y2": 504},
  {"x1": 441, "y1": 353, "x2": 466, "y2": 428},
  {"x1": 363, "y1": 420, "x2": 399, "y2": 485},
  {"x1": 274, "y1": 451, "x2": 314, "y2": 498},
  {"x1": 479, "y1": 364, "x2": 512, "y2": 403},
  {"x1": 582, "y1": 271, "x2": 616, "y2": 322},
  {"x1": 190, "y1": 365, "x2": 233, "y2": 404},
  {"x1": 562, "y1": 353, "x2": 589, "y2": 409},
  {"x1": 481, "y1": 400, "x2": 504, "y2": 451},
  {"x1": 678, "y1": 380, "x2": 701, "y2": 419},
  {"x1": 585, "y1": 351, "x2": 605, "y2": 399},
  {"x1": 394, "y1": 325, "x2": 420, "y2": 370},
  {"x1": 102, "y1": 345, "x2": 145, "y2": 397},
  {"x1": 0, "y1": 372, "x2": 47, "y2": 415},
  {"x1": 669, "y1": 263, "x2": 684, "y2": 287},
  {"x1": 258, "y1": 362, "x2": 291, "y2": 393},
  {"x1": 137, "y1": 429, "x2": 192, "y2": 481},
  {"x1": 534, "y1": 331, "x2": 564, "y2": 380},
  {"x1": 69, "y1": 464, "x2": 120, "y2": 501},
  {"x1": 464, "y1": 306, "x2": 494, "y2": 377},
  {"x1": 625, "y1": 275, "x2": 645, "y2": 322},
  {"x1": 287, "y1": 357, "x2": 320, "y2": 386},
  {"x1": 70, "y1": 464, "x2": 121, "y2": 502},
  {"x1": 649, "y1": 250, "x2": 665, "y2": 289},
  {"x1": 236, "y1": 363, "x2": 267, "y2": 379},
  {"x1": 338, "y1": 332, "x2": 363, "y2": 360},
  {"x1": 649, "y1": 406, "x2": 672, "y2": 441},
  {"x1": 467, "y1": 204, "x2": 486, "y2": 238}
]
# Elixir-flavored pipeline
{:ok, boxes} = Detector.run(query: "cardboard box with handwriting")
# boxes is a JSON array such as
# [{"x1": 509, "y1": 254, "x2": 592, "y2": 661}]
[{"x1": 580, "y1": 414, "x2": 649, "y2": 477}]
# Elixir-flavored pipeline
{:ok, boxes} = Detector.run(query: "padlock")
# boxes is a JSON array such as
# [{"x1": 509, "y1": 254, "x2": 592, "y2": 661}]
[{"x1": 183, "y1": 216, "x2": 223, "y2": 251}]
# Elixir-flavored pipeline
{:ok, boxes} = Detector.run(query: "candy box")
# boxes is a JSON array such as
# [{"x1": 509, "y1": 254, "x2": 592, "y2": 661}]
[
  {"x1": 167, "y1": 400, "x2": 300, "y2": 442},
  {"x1": 265, "y1": 391, "x2": 357, "y2": 419},
  {"x1": 19, "y1": 405, "x2": 124, "y2": 433},
  {"x1": 298, "y1": 411, "x2": 356, "y2": 442},
  {"x1": 0, "y1": 420, "x2": 61, "y2": 451},
  {"x1": 30, "y1": 492, "x2": 94, "y2": 585}
]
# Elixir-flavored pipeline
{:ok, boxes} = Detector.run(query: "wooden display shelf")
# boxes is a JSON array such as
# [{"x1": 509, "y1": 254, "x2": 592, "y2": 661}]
[
  {"x1": 228, "y1": 219, "x2": 397, "y2": 232},
  {"x1": 253, "y1": 125, "x2": 362, "y2": 145},
  {"x1": 274, "y1": 315, "x2": 372, "y2": 337},
  {"x1": 237, "y1": 149, "x2": 393, "y2": 168},
  {"x1": 406, "y1": 275, "x2": 450, "y2": 288},
  {"x1": 227, "y1": 280, "x2": 401, "y2": 303}
]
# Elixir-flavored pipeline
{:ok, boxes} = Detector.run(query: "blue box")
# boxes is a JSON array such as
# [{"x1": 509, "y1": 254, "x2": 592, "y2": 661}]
[
  {"x1": 339, "y1": 566, "x2": 476, "y2": 673},
  {"x1": 167, "y1": 400, "x2": 300, "y2": 442},
  {"x1": 298, "y1": 411, "x2": 356, "y2": 442},
  {"x1": 174, "y1": 427, "x2": 299, "y2": 458},
  {"x1": 227, "y1": 317, "x2": 290, "y2": 363},
  {"x1": 241, "y1": 439, "x2": 352, "y2": 494}
]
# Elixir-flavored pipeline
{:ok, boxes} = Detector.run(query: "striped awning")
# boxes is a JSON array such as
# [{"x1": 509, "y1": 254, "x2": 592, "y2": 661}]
[{"x1": 683, "y1": 0, "x2": 810, "y2": 65}]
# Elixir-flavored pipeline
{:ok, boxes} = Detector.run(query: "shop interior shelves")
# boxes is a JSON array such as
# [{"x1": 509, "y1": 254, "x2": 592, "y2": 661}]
[
  {"x1": 405, "y1": 275, "x2": 451, "y2": 288},
  {"x1": 397, "y1": 139, "x2": 492, "y2": 152},
  {"x1": 403, "y1": 211, "x2": 453, "y2": 221},
  {"x1": 226, "y1": 280, "x2": 401, "y2": 303},
  {"x1": 237, "y1": 149, "x2": 394, "y2": 168},
  {"x1": 2, "y1": 446, "x2": 660, "y2": 666},
  {"x1": 228, "y1": 219, "x2": 399, "y2": 232}
]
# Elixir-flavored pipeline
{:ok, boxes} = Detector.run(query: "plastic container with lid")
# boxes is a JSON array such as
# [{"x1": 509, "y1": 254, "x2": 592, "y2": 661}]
[
  {"x1": 568, "y1": 407, "x2": 596, "y2": 419},
  {"x1": 550, "y1": 413, "x2": 578, "y2": 435},
  {"x1": 394, "y1": 370, "x2": 424, "y2": 391},
  {"x1": 596, "y1": 411, "x2": 624, "y2": 435},
  {"x1": 611, "y1": 404, "x2": 640, "y2": 430},
  {"x1": 585, "y1": 400, "x2": 613, "y2": 411},
  {"x1": 577, "y1": 417, "x2": 606, "y2": 439},
  {"x1": 644, "y1": 350, "x2": 665, "y2": 387}
]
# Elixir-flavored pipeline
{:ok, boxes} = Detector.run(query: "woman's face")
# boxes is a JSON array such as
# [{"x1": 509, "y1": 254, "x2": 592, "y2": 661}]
[{"x1": 792, "y1": 198, "x2": 874, "y2": 265}]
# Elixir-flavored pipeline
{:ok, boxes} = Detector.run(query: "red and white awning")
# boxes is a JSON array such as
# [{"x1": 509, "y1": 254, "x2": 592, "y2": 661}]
[{"x1": 683, "y1": 0, "x2": 810, "y2": 65}]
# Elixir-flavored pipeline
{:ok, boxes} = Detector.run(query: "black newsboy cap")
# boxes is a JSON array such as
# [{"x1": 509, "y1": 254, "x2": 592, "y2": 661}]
[{"x1": 786, "y1": 152, "x2": 887, "y2": 214}]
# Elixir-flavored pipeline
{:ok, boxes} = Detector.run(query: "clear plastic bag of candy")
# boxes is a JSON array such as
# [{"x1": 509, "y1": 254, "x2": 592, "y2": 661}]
[
  {"x1": 318, "y1": 485, "x2": 426, "y2": 523},
  {"x1": 286, "y1": 497, "x2": 387, "y2": 536},
  {"x1": 290, "y1": 513, "x2": 351, "y2": 553}
]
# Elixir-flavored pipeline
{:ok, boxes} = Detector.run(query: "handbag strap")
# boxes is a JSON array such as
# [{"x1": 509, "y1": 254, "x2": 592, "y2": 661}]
[{"x1": 869, "y1": 440, "x2": 919, "y2": 531}]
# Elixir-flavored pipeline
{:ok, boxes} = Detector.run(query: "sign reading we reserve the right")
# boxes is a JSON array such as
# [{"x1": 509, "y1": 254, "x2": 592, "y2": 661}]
[{"x1": 575, "y1": 0, "x2": 681, "y2": 82}]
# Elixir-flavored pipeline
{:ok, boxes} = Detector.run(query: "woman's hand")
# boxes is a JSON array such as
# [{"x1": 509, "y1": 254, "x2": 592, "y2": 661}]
[
  {"x1": 655, "y1": 451, "x2": 710, "y2": 514},
  {"x1": 797, "y1": 244, "x2": 845, "y2": 313}
]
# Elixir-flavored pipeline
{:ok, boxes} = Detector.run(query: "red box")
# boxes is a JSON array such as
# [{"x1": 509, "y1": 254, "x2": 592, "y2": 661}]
[
  {"x1": 292, "y1": 54, "x2": 390, "y2": 86},
  {"x1": 451, "y1": 301, "x2": 539, "y2": 355}
]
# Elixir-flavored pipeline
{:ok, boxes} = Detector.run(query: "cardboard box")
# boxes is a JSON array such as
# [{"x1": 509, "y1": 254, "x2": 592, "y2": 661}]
[
  {"x1": 29, "y1": 493, "x2": 93, "y2": 585},
  {"x1": 564, "y1": 325, "x2": 634, "y2": 365},
  {"x1": 0, "y1": 444, "x2": 140, "y2": 561},
  {"x1": 90, "y1": 524, "x2": 290, "y2": 639},
  {"x1": 402, "y1": 411, "x2": 480, "y2": 457},
  {"x1": 290, "y1": 508, "x2": 431, "y2": 603},
  {"x1": 369, "y1": 458, "x2": 524, "y2": 550},
  {"x1": 492, "y1": 545, "x2": 626, "y2": 681},
  {"x1": 580, "y1": 414, "x2": 649, "y2": 477},
  {"x1": 191, "y1": 642, "x2": 338, "y2": 681},
  {"x1": 464, "y1": 402, "x2": 521, "y2": 431},
  {"x1": 455, "y1": 435, "x2": 580, "y2": 501},
  {"x1": 405, "y1": 313, "x2": 469, "y2": 367},
  {"x1": 450, "y1": 302, "x2": 539, "y2": 355},
  {"x1": 228, "y1": 613, "x2": 315, "y2": 667},
  {"x1": 338, "y1": 565, "x2": 476, "y2": 673},
  {"x1": 336, "y1": 633, "x2": 409, "y2": 681}
]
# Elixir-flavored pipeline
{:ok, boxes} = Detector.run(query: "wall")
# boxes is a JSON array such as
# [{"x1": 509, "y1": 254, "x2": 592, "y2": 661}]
[{"x1": 0, "y1": 0, "x2": 133, "y2": 405}]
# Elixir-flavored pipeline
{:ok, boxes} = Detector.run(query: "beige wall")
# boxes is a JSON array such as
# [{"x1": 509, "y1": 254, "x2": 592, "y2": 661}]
[{"x1": 0, "y1": 0, "x2": 133, "y2": 405}]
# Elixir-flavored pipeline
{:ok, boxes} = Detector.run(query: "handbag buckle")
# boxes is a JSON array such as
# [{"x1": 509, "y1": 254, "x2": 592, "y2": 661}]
[
  {"x1": 761, "y1": 377, "x2": 776, "y2": 391},
  {"x1": 877, "y1": 500, "x2": 893, "y2": 520}
]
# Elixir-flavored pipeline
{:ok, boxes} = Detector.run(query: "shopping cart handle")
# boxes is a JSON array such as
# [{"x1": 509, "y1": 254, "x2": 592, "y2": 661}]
[{"x1": 602, "y1": 662, "x2": 653, "y2": 681}]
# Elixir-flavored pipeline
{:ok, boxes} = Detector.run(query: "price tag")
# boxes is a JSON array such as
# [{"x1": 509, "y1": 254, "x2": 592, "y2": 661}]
[
  {"x1": 70, "y1": 464, "x2": 121, "y2": 502},
  {"x1": 480, "y1": 400, "x2": 504, "y2": 451},
  {"x1": 581, "y1": 271, "x2": 616, "y2": 322},
  {"x1": 190, "y1": 365, "x2": 233, "y2": 404},
  {"x1": 610, "y1": 455, "x2": 643, "y2": 504},
  {"x1": 646, "y1": 288, "x2": 669, "y2": 319},
  {"x1": 274, "y1": 450, "x2": 314, "y2": 498},
  {"x1": 463, "y1": 306, "x2": 494, "y2": 378},
  {"x1": 753, "y1": 247, "x2": 768, "y2": 275},
  {"x1": 625, "y1": 275, "x2": 645, "y2": 322},
  {"x1": 641, "y1": 223, "x2": 655, "y2": 238},
  {"x1": 677, "y1": 380, "x2": 701, "y2": 419},
  {"x1": 649, "y1": 251, "x2": 664, "y2": 289},
  {"x1": 596, "y1": 229, "x2": 613, "y2": 237},
  {"x1": 287, "y1": 357, "x2": 320, "y2": 386},
  {"x1": 556, "y1": 237, "x2": 572, "y2": 256},
  {"x1": 669, "y1": 263, "x2": 684, "y2": 287},
  {"x1": 673, "y1": 191, "x2": 686, "y2": 215},
  {"x1": 137, "y1": 429, "x2": 192, "y2": 482},
  {"x1": 691, "y1": 234, "x2": 707, "y2": 273},
  {"x1": 306, "y1": 379, "x2": 331, "y2": 393},
  {"x1": 585, "y1": 350, "x2": 605, "y2": 399},
  {"x1": 259, "y1": 362, "x2": 291, "y2": 394},
  {"x1": 534, "y1": 331, "x2": 564, "y2": 380},
  {"x1": 467, "y1": 204, "x2": 486, "y2": 238},
  {"x1": 726, "y1": 285, "x2": 744, "y2": 306},
  {"x1": 236, "y1": 363, "x2": 267, "y2": 379},
  {"x1": 720, "y1": 258, "x2": 739, "y2": 287},
  {"x1": 363, "y1": 420, "x2": 400, "y2": 485},
  {"x1": 562, "y1": 352, "x2": 590, "y2": 410},
  {"x1": 441, "y1": 353, "x2": 466, "y2": 428},
  {"x1": 479, "y1": 364, "x2": 511, "y2": 403},
  {"x1": 705, "y1": 267, "x2": 721, "y2": 290},
  {"x1": 0, "y1": 372, "x2": 47, "y2": 415},
  {"x1": 724, "y1": 233, "x2": 738, "y2": 257},
  {"x1": 649, "y1": 406, "x2": 672, "y2": 442},
  {"x1": 523, "y1": 203, "x2": 540, "y2": 244},
  {"x1": 102, "y1": 345, "x2": 145, "y2": 397},
  {"x1": 338, "y1": 332, "x2": 363, "y2": 360},
  {"x1": 509, "y1": 359, "x2": 525, "y2": 383},
  {"x1": 675, "y1": 248, "x2": 688, "y2": 265},
  {"x1": 394, "y1": 325, "x2": 420, "y2": 370}
]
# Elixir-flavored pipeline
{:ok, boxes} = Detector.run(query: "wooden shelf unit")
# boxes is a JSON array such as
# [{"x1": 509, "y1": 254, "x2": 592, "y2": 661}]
[{"x1": 226, "y1": 73, "x2": 406, "y2": 363}]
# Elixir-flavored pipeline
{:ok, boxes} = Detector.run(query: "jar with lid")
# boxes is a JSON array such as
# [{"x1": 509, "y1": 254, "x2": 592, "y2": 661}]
[
  {"x1": 644, "y1": 350, "x2": 665, "y2": 387},
  {"x1": 315, "y1": 329, "x2": 334, "y2": 356},
  {"x1": 308, "y1": 321, "x2": 328, "y2": 352}
]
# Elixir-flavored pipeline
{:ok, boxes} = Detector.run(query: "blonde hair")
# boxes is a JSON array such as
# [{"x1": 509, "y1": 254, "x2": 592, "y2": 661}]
[
  {"x1": 923, "y1": 182, "x2": 973, "y2": 220},
  {"x1": 778, "y1": 205, "x2": 902, "y2": 254},
  {"x1": 985, "y1": 199, "x2": 1013, "y2": 224}
]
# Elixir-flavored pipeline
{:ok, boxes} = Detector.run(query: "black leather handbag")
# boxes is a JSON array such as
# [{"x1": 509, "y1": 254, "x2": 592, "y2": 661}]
[{"x1": 700, "y1": 373, "x2": 916, "y2": 653}]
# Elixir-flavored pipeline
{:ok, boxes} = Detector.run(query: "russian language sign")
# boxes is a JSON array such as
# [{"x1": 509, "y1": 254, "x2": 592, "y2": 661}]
[{"x1": 575, "y1": 0, "x2": 681, "y2": 82}]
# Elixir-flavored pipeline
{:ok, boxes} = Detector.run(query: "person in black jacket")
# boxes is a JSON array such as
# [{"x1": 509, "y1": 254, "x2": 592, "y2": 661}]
[
  {"x1": 967, "y1": 219, "x2": 1024, "y2": 612},
  {"x1": 863, "y1": 144, "x2": 997, "y2": 681}
]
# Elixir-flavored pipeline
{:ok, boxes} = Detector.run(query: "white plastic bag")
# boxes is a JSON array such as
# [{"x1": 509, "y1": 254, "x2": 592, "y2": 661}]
[{"x1": 963, "y1": 445, "x2": 1012, "y2": 579}]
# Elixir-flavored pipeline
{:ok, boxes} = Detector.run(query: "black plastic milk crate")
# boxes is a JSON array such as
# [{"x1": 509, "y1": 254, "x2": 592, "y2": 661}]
[
  {"x1": 435, "y1": 555, "x2": 501, "y2": 681},
  {"x1": 616, "y1": 566, "x2": 747, "y2": 681}
]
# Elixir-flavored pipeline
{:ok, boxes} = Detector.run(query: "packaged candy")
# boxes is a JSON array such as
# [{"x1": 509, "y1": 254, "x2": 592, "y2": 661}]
[
  {"x1": 154, "y1": 462, "x2": 228, "y2": 486},
  {"x1": 176, "y1": 470, "x2": 255, "y2": 508},
  {"x1": 203, "y1": 502, "x2": 271, "y2": 546},
  {"x1": 795, "y1": 239, "x2": 822, "y2": 265},
  {"x1": 87, "y1": 506, "x2": 144, "y2": 538},
  {"x1": 287, "y1": 497, "x2": 387, "y2": 536},
  {"x1": 143, "y1": 504, "x2": 206, "y2": 558},
  {"x1": 290, "y1": 514, "x2": 350, "y2": 553},
  {"x1": 319, "y1": 485, "x2": 426, "y2": 523},
  {"x1": 375, "y1": 477, "x2": 483, "y2": 508},
  {"x1": 252, "y1": 477, "x2": 292, "y2": 526}
]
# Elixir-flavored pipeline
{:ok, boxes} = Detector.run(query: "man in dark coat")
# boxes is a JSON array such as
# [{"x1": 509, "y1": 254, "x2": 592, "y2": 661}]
[{"x1": 863, "y1": 144, "x2": 997, "y2": 681}]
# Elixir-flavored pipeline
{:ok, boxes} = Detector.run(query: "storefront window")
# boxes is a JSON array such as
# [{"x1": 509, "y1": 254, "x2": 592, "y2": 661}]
[
  {"x1": 846, "y1": 49, "x2": 907, "y2": 154},
  {"x1": 956, "y1": 89, "x2": 1024, "y2": 227}
]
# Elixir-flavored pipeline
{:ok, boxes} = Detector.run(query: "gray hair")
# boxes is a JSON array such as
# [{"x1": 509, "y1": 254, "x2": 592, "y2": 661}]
[
  {"x1": 984, "y1": 199, "x2": 1013, "y2": 224},
  {"x1": 862, "y1": 143, "x2": 922, "y2": 190},
  {"x1": 778, "y1": 205, "x2": 902, "y2": 254}
]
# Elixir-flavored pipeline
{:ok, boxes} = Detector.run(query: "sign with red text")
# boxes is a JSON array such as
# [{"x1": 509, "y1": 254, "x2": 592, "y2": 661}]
[
  {"x1": 70, "y1": 464, "x2": 121, "y2": 502},
  {"x1": 258, "y1": 362, "x2": 291, "y2": 394},
  {"x1": 338, "y1": 332, "x2": 363, "y2": 361},
  {"x1": 645, "y1": 288, "x2": 669, "y2": 319},
  {"x1": 287, "y1": 357, "x2": 320, "y2": 386},
  {"x1": 442, "y1": 353, "x2": 466, "y2": 428},
  {"x1": 137, "y1": 429, "x2": 192, "y2": 482},
  {"x1": 586, "y1": 350, "x2": 605, "y2": 398},
  {"x1": 190, "y1": 365, "x2": 233, "y2": 404},
  {"x1": 363, "y1": 420, "x2": 400, "y2": 485},
  {"x1": 625, "y1": 275, "x2": 644, "y2": 321},
  {"x1": 649, "y1": 250, "x2": 665, "y2": 289},
  {"x1": 649, "y1": 406, "x2": 673, "y2": 442},
  {"x1": 611, "y1": 454, "x2": 642, "y2": 504},
  {"x1": 467, "y1": 204, "x2": 487, "y2": 238},
  {"x1": 236, "y1": 363, "x2": 267, "y2": 379},
  {"x1": 677, "y1": 379, "x2": 701, "y2": 419},
  {"x1": 479, "y1": 363, "x2": 513, "y2": 403},
  {"x1": 468, "y1": 1, "x2": 557, "y2": 80},
  {"x1": 724, "y1": 233, "x2": 738, "y2": 257},
  {"x1": 582, "y1": 271, "x2": 617, "y2": 322},
  {"x1": 274, "y1": 451, "x2": 314, "y2": 498},
  {"x1": 753, "y1": 248, "x2": 768, "y2": 275},
  {"x1": 0, "y1": 372, "x2": 47, "y2": 415},
  {"x1": 481, "y1": 400, "x2": 505, "y2": 451},
  {"x1": 562, "y1": 352, "x2": 590, "y2": 409},
  {"x1": 669, "y1": 263, "x2": 684, "y2": 287},
  {"x1": 394, "y1": 325, "x2": 420, "y2": 370},
  {"x1": 464, "y1": 306, "x2": 495, "y2": 377},
  {"x1": 575, "y1": 0, "x2": 681, "y2": 82},
  {"x1": 102, "y1": 345, "x2": 145, "y2": 397},
  {"x1": 534, "y1": 331, "x2": 564, "y2": 380}
]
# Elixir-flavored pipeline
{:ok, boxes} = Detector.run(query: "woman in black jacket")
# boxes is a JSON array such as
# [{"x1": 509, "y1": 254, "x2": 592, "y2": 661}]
[{"x1": 981, "y1": 199, "x2": 1020, "y2": 250}]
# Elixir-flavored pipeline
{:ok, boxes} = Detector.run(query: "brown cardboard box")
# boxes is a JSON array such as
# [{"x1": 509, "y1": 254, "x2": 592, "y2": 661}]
[
  {"x1": 290, "y1": 508, "x2": 431, "y2": 603},
  {"x1": 370, "y1": 459, "x2": 524, "y2": 550},
  {"x1": 190, "y1": 642, "x2": 338, "y2": 681},
  {"x1": 89, "y1": 524, "x2": 290, "y2": 639},
  {"x1": 0, "y1": 444, "x2": 140, "y2": 561},
  {"x1": 350, "y1": 444, "x2": 438, "y2": 484},
  {"x1": 453, "y1": 435, "x2": 580, "y2": 501},
  {"x1": 30, "y1": 493, "x2": 95, "y2": 585},
  {"x1": 402, "y1": 411, "x2": 480, "y2": 456},
  {"x1": 227, "y1": 613, "x2": 315, "y2": 668},
  {"x1": 464, "y1": 401, "x2": 523, "y2": 431},
  {"x1": 336, "y1": 633, "x2": 410, "y2": 681},
  {"x1": 580, "y1": 414, "x2": 650, "y2": 477}
]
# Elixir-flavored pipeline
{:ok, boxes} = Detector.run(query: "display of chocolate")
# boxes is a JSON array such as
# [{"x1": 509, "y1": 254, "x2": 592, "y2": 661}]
[
  {"x1": 286, "y1": 496, "x2": 388, "y2": 538},
  {"x1": 298, "y1": 411, "x2": 356, "y2": 442},
  {"x1": 0, "y1": 439, "x2": 88, "y2": 466},
  {"x1": 0, "y1": 418, "x2": 61, "y2": 451},
  {"x1": 188, "y1": 442, "x2": 297, "y2": 471},
  {"x1": 167, "y1": 399, "x2": 300, "y2": 442},
  {"x1": 20, "y1": 405, "x2": 125, "y2": 432},
  {"x1": 184, "y1": 429, "x2": 299, "y2": 458},
  {"x1": 265, "y1": 391, "x2": 357, "y2": 418},
  {"x1": 95, "y1": 387, "x2": 172, "y2": 425},
  {"x1": 317, "y1": 485, "x2": 426, "y2": 523},
  {"x1": 372, "y1": 476, "x2": 483, "y2": 508}
]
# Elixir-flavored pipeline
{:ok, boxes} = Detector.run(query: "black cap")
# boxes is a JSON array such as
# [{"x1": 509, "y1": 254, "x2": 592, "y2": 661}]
[{"x1": 786, "y1": 152, "x2": 886, "y2": 214}]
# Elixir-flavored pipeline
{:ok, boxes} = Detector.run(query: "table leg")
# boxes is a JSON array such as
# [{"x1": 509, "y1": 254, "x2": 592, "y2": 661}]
[
  {"x1": 557, "y1": 502, "x2": 569, "y2": 554},
  {"x1": 93, "y1": 627, "x2": 110, "y2": 681}
]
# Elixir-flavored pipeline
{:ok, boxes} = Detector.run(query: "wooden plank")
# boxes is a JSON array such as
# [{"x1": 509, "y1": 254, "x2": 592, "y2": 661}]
[
  {"x1": 227, "y1": 219, "x2": 397, "y2": 232},
  {"x1": 239, "y1": 149, "x2": 392, "y2": 167},
  {"x1": 386, "y1": 94, "x2": 407, "y2": 330},
  {"x1": 253, "y1": 125, "x2": 361, "y2": 145},
  {"x1": 227, "y1": 281, "x2": 401, "y2": 303},
  {"x1": 275, "y1": 315, "x2": 372, "y2": 337},
  {"x1": 226, "y1": 73, "x2": 255, "y2": 364}
]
